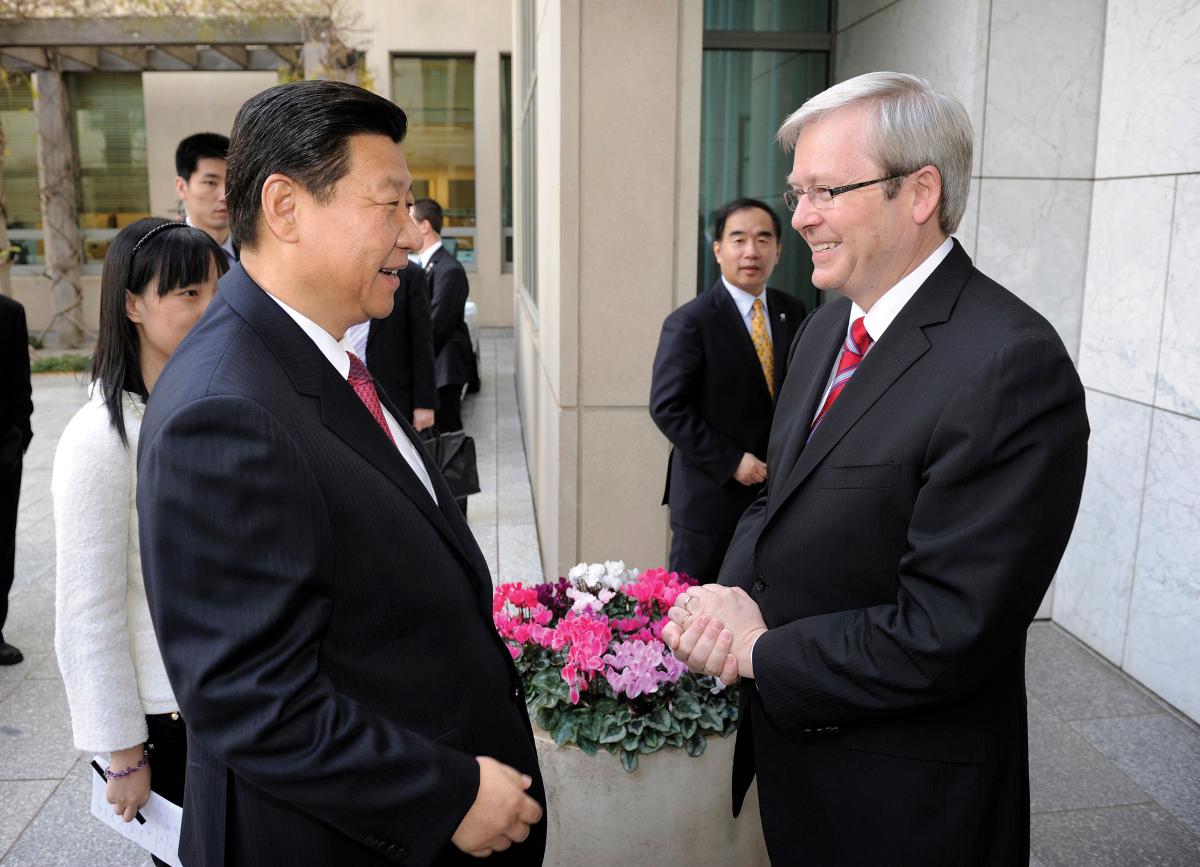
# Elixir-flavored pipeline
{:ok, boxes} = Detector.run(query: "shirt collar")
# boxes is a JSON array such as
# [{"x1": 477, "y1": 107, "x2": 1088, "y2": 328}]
[
  {"x1": 263, "y1": 292, "x2": 354, "y2": 379},
  {"x1": 184, "y1": 214, "x2": 235, "y2": 258},
  {"x1": 419, "y1": 240, "x2": 444, "y2": 269},
  {"x1": 720, "y1": 275, "x2": 768, "y2": 319},
  {"x1": 853, "y1": 236, "x2": 953, "y2": 343}
]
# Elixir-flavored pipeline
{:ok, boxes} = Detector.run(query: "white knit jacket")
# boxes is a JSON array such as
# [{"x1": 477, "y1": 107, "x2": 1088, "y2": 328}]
[{"x1": 53, "y1": 388, "x2": 178, "y2": 754}]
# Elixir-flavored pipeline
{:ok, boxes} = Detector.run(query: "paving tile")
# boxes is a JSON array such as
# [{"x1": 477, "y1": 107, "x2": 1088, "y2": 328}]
[
  {"x1": 0, "y1": 758, "x2": 150, "y2": 867},
  {"x1": 1031, "y1": 803, "x2": 1200, "y2": 867},
  {"x1": 1026, "y1": 624, "x2": 1160, "y2": 721},
  {"x1": 0, "y1": 678, "x2": 80, "y2": 782},
  {"x1": 471, "y1": 525, "x2": 499, "y2": 581},
  {"x1": 1028, "y1": 854, "x2": 1046, "y2": 867},
  {"x1": 0, "y1": 589, "x2": 54, "y2": 658},
  {"x1": 0, "y1": 779, "x2": 56, "y2": 861},
  {"x1": 1028, "y1": 709, "x2": 1151, "y2": 813},
  {"x1": 1072, "y1": 713, "x2": 1200, "y2": 835},
  {"x1": 498, "y1": 523, "x2": 543, "y2": 585},
  {"x1": 498, "y1": 492, "x2": 536, "y2": 526}
]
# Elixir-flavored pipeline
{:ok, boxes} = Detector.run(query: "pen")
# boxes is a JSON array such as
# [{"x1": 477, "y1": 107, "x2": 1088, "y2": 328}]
[{"x1": 90, "y1": 759, "x2": 146, "y2": 825}]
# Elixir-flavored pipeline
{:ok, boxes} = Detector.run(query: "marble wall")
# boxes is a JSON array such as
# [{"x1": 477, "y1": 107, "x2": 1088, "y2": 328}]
[{"x1": 836, "y1": 0, "x2": 1200, "y2": 722}]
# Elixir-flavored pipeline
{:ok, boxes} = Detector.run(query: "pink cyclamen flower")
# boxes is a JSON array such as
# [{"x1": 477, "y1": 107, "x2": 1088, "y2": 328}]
[{"x1": 603, "y1": 639, "x2": 687, "y2": 699}]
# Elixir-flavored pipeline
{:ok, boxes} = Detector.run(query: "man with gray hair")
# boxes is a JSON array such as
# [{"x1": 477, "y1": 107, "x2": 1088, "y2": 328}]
[{"x1": 662, "y1": 72, "x2": 1089, "y2": 864}]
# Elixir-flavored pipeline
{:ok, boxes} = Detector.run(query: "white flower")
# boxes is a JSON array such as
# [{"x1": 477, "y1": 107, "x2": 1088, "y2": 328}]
[
  {"x1": 566, "y1": 587, "x2": 602, "y2": 613},
  {"x1": 585, "y1": 563, "x2": 606, "y2": 589},
  {"x1": 568, "y1": 563, "x2": 588, "y2": 582},
  {"x1": 601, "y1": 560, "x2": 627, "y2": 589}
]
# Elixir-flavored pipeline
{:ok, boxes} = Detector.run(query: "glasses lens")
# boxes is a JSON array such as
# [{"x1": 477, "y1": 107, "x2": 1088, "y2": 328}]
[
  {"x1": 783, "y1": 189, "x2": 798, "y2": 212},
  {"x1": 812, "y1": 187, "x2": 834, "y2": 210}
]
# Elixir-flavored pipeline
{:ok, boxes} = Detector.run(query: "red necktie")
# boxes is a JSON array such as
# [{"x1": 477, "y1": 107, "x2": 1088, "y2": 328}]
[
  {"x1": 809, "y1": 316, "x2": 872, "y2": 438},
  {"x1": 346, "y1": 352, "x2": 396, "y2": 445}
]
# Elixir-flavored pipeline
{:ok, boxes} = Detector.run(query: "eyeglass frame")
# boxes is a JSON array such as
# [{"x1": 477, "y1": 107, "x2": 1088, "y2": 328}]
[{"x1": 783, "y1": 173, "x2": 910, "y2": 212}]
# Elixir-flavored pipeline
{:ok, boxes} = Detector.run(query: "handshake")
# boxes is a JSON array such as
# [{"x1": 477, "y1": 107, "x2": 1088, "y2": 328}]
[{"x1": 661, "y1": 583, "x2": 769, "y2": 685}]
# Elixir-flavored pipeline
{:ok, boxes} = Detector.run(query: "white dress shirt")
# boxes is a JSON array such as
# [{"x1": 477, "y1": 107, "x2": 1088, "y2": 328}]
[
  {"x1": 264, "y1": 292, "x2": 438, "y2": 502},
  {"x1": 812, "y1": 236, "x2": 954, "y2": 423},
  {"x1": 418, "y1": 240, "x2": 444, "y2": 270},
  {"x1": 721, "y1": 276, "x2": 773, "y2": 342}
]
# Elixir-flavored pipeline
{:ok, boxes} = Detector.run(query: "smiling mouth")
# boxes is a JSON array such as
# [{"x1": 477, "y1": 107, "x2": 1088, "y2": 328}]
[
  {"x1": 379, "y1": 266, "x2": 403, "y2": 277},
  {"x1": 811, "y1": 242, "x2": 841, "y2": 253}
]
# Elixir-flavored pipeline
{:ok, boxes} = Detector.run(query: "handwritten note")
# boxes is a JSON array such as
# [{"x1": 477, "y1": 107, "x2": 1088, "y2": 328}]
[{"x1": 89, "y1": 756, "x2": 184, "y2": 867}]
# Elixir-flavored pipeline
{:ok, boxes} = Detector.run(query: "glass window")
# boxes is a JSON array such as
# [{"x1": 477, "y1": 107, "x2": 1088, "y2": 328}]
[
  {"x1": 518, "y1": 0, "x2": 537, "y2": 306},
  {"x1": 500, "y1": 53, "x2": 513, "y2": 272},
  {"x1": 699, "y1": 1, "x2": 830, "y2": 310},
  {"x1": 67, "y1": 72, "x2": 151, "y2": 266},
  {"x1": 392, "y1": 55, "x2": 477, "y2": 270},
  {"x1": 704, "y1": 0, "x2": 830, "y2": 31},
  {"x1": 0, "y1": 76, "x2": 42, "y2": 267}
]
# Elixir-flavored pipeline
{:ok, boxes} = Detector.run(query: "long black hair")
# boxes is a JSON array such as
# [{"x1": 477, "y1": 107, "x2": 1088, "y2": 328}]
[{"x1": 91, "y1": 217, "x2": 228, "y2": 445}]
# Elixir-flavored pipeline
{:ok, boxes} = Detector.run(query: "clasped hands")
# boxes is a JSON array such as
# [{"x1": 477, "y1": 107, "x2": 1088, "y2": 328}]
[{"x1": 661, "y1": 584, "x2": 768, "y2": 686}]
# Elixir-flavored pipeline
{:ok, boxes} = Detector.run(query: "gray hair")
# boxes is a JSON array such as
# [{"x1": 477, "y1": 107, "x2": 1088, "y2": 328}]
[{"x1": 776, "y1": 72, "x2": 972, "y2": 235}]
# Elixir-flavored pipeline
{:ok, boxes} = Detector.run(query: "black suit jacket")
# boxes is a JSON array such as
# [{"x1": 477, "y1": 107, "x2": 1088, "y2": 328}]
[
  {"x1": 0, "y1": 296, "x2": 34, "y2": 472},
  {"x1": 426, "y1": 246, "x2": 477, "y2": 389},
  {"x1": 137, "y1": 265, "x2": 544, "y2": 867},
  {"x1": 719, "y1": 241, "x2": 1089, "y2": 866},
  {"x1": 650, "y1": 282, "x2": 804, "y2": 534},
  {"x1": 366, "y1": 264, "x2": 437, "y2": 421}
]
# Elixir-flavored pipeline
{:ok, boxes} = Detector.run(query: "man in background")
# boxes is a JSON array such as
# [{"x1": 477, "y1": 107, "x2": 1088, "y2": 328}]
[
  {"x1": 0, "y1": 294, "x2": 34, "y2": 666},
  {"x1": 344, "y1": 263, "x2": 438, "y2": 431},
  {"x1": 650, "y1": 199, "x2": 804, "y2": 584},
  {"x1": 413, "y1": 198, "x2": 476, "y2": 435},
  {"x1": 176, "y1": 132, "x2": 237, "y2": 268}
]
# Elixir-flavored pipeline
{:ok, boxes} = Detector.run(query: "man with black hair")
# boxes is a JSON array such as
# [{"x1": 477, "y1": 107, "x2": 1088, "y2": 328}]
[
  {"x1": 412, "y1": 198, "x2": 476, "y2": 435},
  {"x1": 0, "y1": 294, "x2": 33, "y2": 666},
  {"x1": 175, "y1": 132, "x2": 237, "y2": 267},
  {"x1": 139, "y1": 81, "x2": 545, "y2": 866},
  {"x1": 650, "y1": 198, "x2": 805, "y2": 584}
]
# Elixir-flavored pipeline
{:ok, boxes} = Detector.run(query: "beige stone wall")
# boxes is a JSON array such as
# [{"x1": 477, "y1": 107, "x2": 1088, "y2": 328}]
[{"x1": 516, "y1": 0, "x2": 702, "y2": 577}]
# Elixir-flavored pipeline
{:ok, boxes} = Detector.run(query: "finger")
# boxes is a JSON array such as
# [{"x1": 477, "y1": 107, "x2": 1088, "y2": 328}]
[
  {"x1": 489, "y1": 835, "x2": 513, "y2": 852},
  {"x1": 674, "y1": 614, "x2": 710, "y2": 660},
  {"x1": 517, "y1": 793, "x2": 543, "y2": 825},
  {"x1": 720, "y1": 653, "x2": 739, "y2": 685},
  {"x1": 685, "y1": 617, "x2": 722, "y2": 671},
  {"x1": 661, "y1": 621, "x2": 681, "y2": 651},
  {"x1": 702, "y1": 629, "x2": 734, "y2": 677},
  {"x1": 666, "y1": 604, "x2": 688, "y2": 626},
  {"x1": 122, "y1": 803, "x2": 136, "y2": 823}
]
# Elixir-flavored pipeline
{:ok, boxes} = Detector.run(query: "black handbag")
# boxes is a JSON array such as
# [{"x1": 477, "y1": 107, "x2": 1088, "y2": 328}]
[{"x1": 422, "y1": 429, "x2": 481, "y2": 498}]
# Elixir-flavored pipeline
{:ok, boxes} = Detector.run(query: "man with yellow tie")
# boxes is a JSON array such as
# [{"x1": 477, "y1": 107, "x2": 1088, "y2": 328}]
[{"x1": 650, "y1": 199, "x2": 806, "y2": 584}]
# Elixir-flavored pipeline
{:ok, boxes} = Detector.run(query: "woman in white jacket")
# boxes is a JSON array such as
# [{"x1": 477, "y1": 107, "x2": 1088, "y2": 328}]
[{"x1": 53, "y1": 217, "x2": 225, "y2": 848}]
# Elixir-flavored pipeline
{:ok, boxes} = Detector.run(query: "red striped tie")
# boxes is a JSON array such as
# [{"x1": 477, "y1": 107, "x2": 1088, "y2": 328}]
[
  {"x1": 347, "y1": 352, "x2": 396, "y2": 445},
  {"x1": 809, "y1": 316, "x2": 872, "y2": 438}
]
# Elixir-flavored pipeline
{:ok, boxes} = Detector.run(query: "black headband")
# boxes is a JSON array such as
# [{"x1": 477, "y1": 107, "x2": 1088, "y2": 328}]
[{"x1": 131, "y1": 221, "x2": 188, "y2": 255}]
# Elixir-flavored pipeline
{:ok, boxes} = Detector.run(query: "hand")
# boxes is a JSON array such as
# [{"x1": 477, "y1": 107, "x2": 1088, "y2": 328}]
[
  {"x1": 662, "y1": 613, "x2": 740, "y2": 685},
  {"x1": 665, "y1": 585, "x2": 768, "y2": 680},
  {"x1": 733, "y1": 453, "x2": 767, "y2": 486},
  {"x1": 106, "y1": 745, "x2": 150, "y2": 823},
  {"x1": 451, "y1": 757, "x2": 543, "y2": 857},
  {"x1": 413, "y1": 408, "x2": 435, "y2": 432}
]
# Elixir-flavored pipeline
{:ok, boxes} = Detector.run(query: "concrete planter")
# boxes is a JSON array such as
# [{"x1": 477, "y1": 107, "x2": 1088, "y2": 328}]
[{"x1": 534, "y1": 726, "x2": 769, "y2": 867}]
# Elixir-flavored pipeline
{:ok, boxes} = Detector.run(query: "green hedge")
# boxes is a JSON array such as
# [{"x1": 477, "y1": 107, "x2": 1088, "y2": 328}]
[{"x1": 31, "y1": 354, "x2": 90, "y2": 374}]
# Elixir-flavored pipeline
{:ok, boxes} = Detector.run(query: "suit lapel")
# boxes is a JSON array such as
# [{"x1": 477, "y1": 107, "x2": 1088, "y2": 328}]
[
  {"x1": 713, "y1": 282, "x2": 773, "y2": 402},
  {"x1": 766, "y1": 241, "x2": 973, "y2": 523},
  {"x1": 767, "y1": 289, "x2": 794, "y2": 396}
]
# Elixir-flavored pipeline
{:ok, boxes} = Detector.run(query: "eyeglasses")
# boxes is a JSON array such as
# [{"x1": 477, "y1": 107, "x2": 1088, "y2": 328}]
[{"x1": 783, "y1": 173, "x2": 909, "y2": 211}]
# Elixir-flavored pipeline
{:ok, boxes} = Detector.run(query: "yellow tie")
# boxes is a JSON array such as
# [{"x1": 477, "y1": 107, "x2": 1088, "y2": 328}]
[{"x1": 750, "y1": 298, "x2": 774, "y2": 398}]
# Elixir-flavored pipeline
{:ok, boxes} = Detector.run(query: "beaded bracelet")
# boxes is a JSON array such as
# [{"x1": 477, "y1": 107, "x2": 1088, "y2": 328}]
[{"x1": 105, "y1": 747, "x2": 149, "y2": 780}]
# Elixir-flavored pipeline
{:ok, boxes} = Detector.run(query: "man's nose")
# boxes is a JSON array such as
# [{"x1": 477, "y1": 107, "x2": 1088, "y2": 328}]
[
  {"x1": 791, "y1": 196, "x2": 821, "y2": 234},
  {"x1": 397, "y1": 213, "x2": 422, "y2": 250},
  {"x1": 218, "y1": 187, "x2": 227, "y2": 203}
]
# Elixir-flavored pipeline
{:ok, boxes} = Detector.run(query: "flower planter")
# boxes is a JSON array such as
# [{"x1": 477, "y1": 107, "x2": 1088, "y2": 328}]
[{"x1": 534, "y1": 726, "x2": 769, "y2": 867}]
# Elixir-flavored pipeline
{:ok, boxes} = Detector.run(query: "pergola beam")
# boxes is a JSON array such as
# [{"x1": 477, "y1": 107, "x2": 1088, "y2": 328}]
[{"x1": 0, "y1": 17, "x2": 307, "y2": 48}]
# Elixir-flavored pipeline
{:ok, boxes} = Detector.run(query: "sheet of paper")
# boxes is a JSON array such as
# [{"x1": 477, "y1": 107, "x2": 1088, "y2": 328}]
[{"x1": 89, "y1": 756, "x2": 183, "y2": 867}]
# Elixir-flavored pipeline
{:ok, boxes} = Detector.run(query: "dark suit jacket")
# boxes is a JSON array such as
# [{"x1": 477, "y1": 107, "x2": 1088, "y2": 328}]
[
  {"x1": 0, "y1": 296, "x2": 34, "y2": 472},
  {"x1": 650, "y1": 282, "x2": 804, "y2": 534},
  {"x1": 718, "y1": 241, "x2": 1089, "y2": 866},
  {"x1": 137, "y1": 265, "x2": 545, "y2": 867},
  {"x1": 366, "y1": 264, "x2": 437, "y2": 422},
  {"x1": 426, "y1": 246, "x2": 477, "y2": 389}
]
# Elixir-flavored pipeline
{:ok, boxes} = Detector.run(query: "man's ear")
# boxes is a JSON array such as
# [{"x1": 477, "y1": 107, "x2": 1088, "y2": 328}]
[
  {"x1": 712, "y1": 239, "x2": 722, "y2": 262},
  {"x1": 259, "y1": 173, "x2": 301, "y2": 244},
  {"x1": 125, "y1": 290, "x2": 143, "y2": 324},
  {"x1": 175, "y1": 176, "x2": 187, "y2": 202},
  {"x1": 910, "y1": 164, "x2": 942, "y2": 227}
]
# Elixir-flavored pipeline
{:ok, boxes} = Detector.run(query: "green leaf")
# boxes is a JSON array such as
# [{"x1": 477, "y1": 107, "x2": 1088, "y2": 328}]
[
  {"x1": 672, "y1": 692, "x2": 701, "y2": 720},
  {"x1": 531, "y1": 669, "x2": 564, "y2": 693},
  {"x1": 622, "y1": 733, "x2": 641, "y2": 752},
  {"x1": 552, "y1": 715, "x2": 578, "y2": 747},
  {"x1": 641, "y1": 731, "x2": 664, "y2": 752},
  {"x1": 680, "y1": 718, "x2": 698, "y2": 739},
  {"x1": 627, "y1": 717, "x2": 646, "y2": 736},
  {"x1": 698, "y1": 704, "x2": 725, "y2": 732},
  {"x1": 684, "y1": 732, "x2": 707, "y2": 757},
  {"x1": 577, "y1": 737, "x2": 598, "y2": 756},
  {"x1": 647, "y1": 707, "x2": 673, "y2": 732},
  {"x1": 666, "y1": 732, "x2": 684, "y2": 748},
  {"x1": 598, "y1": 721, "x2": 627, "y2": 745},
  {"x1": 620, "y1": 750, "x2": 640, "y2": 773}
]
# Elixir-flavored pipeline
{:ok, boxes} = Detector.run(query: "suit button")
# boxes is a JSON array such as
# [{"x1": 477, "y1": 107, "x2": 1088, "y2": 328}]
[
  {"x1": 753, "y1": 574, "x2": 767, "y2": 592},
  {"x1": 511, "y1": 686, "x2": 521, "y2": 700}
]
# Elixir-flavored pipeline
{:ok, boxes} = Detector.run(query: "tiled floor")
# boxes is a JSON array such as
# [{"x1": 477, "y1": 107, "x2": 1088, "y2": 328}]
[{"x1": 2, "y1": 330, "x2": 1199, "y2": 865}]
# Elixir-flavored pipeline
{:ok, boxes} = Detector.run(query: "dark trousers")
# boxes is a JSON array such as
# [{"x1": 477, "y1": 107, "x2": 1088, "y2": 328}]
[
  {"x1": 0, "y1": 458, "x2": 20, "y2": 638},
  {"x1": 669, "y1": 524, "x2": 734, "y2": 585},
  {"x1": 437, "y1": 384, "x2": 469, "y2": 516},
  {"x1": 146, "y1": 712, "x2": 188, "y2": 867},
  {"x1": 437, "y1": 383, "x2": 464, "y2": 434}
]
